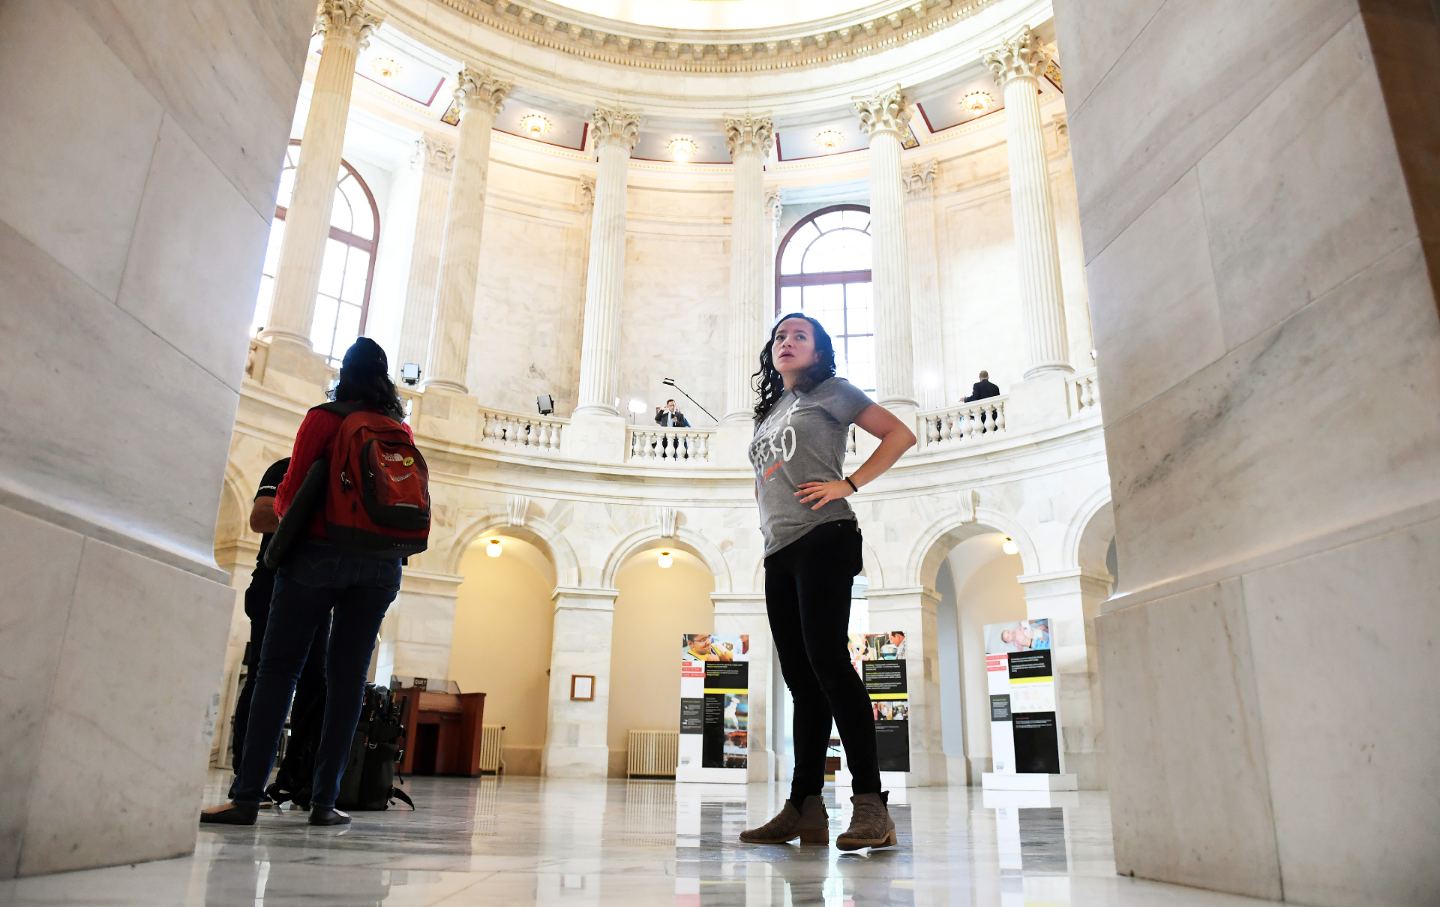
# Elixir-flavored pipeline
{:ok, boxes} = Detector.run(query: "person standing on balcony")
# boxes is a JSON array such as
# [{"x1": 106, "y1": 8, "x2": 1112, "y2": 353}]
[
  {"x1": 964, "y1": 370, "x2": 1001, "y2": 431},
  {"x1": 654, "y1": 398, "x2": 691, "y2": 459},
  {"x1": 741, "y1": 312, "x2": 915, "y2": 852}
]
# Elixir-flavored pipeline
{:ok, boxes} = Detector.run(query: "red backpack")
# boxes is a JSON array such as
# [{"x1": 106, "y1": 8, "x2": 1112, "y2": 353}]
[{"x1": 317, "y1": 402, "x2": 430, "y2": 558}]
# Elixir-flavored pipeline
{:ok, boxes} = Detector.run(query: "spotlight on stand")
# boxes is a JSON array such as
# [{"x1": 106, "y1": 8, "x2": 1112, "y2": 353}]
[
  {"x1": 627, "y1": 399, "x2": 646, "y2": 424},
  {"x1": 537, "y1": 394, "x2": 555, "y2": 415},
  {"x1": 400, "y1": 362, "x2": 422, "y2": 386}
]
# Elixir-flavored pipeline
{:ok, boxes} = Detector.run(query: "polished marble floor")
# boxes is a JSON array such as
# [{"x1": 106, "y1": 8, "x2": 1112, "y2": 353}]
[{"x1": 1, "y1": 772, "x2": 1278, "y2": 906}]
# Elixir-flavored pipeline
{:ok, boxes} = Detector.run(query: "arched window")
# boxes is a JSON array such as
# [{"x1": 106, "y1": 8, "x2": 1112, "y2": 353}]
[
  {"x1": 251, "y1": 141, "x2": 380, "y2": 366},
  {"x1": 775, "y1": 204, "x2": 875, "y2": 393}
]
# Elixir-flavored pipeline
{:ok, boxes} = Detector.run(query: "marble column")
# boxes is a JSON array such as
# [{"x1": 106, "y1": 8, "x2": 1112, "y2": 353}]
[
  {"x1": 904, "y1": 159, "x2": 946, "y2": 410},
  {"x1": 1018, "y1": 570, "x2": 1110, "y2": 789},
  {"x1": 722, "y1": 114, "x2": 774, "y2": 422},
  {"x1": 260, "y1": 0, "x2": 381, "y2": 352},
  {"x1": 866, "y1": 587, "x2": 945, "y2": 785},
  {"x1": 853, "y1": 85, "x2": 918, "y2": 409},
  {"x1": 985, "y1": 27, "x2": 1072, "y2": 378},
  {"x1": 574, "y1": 107, "x2": 641, "y2": 416},
  {"x1": 542, "y1": 589, "x2": 618, "y2": 778},
  {"x1": 395, "y1": 136, "x2": 455, "y2": 381},
  {"x1": 713, "y1": 594, "x2": 776, "y2": 781},
  {"x1": 421, "y1": 67, "x2": 512, "y2": 394}
]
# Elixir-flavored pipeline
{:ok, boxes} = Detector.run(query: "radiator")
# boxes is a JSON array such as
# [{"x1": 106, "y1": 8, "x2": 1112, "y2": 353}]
[
  {"x1": 627, "y1": 729, "x2": 679, "y2": 778},
  {"x1": 480, "y1": 725, "x2": 505, "y2": 774}
]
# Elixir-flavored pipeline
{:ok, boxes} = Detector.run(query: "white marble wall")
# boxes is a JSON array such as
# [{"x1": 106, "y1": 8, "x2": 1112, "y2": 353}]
[
  {"x1": 0, "y1": 0, "x2": 312, "y2": 878},
  {"x1": 1055, "y1": 0, "x2": 1440, "y2": 902}
]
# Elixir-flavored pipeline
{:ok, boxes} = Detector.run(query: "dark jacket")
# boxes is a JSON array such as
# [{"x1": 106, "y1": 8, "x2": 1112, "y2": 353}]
[
  {"x1": 964, "y1": 380, "x2": 1000, "y2": 402},
  {"x1": 655, "y1": 409, "x2": 690, "y2": 428}
]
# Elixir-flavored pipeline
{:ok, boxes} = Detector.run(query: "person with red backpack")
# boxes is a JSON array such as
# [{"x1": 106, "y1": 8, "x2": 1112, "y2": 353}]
[{"x1": 202, "y1": 338, "x2": 430, "y2": 827}]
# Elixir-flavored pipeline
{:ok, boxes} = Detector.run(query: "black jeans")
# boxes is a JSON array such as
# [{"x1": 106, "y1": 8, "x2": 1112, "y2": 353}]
[
  {"x1": 765, "y1": 519, "x2": 880, "y2": 800},
  {"x1": 229, "y1": 575, "x2": 329, "y2": 796},
  {"x1": 232, "y1": 541, "x2": 400, "y2": 810}
]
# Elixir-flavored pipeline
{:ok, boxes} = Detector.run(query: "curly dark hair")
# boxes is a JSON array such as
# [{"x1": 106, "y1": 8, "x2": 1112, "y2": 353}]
[
  {"x1": 331, "y1": 369, "x2": 406, "y2": 421},
  {"x1": 752, "y1": 312, "x2": 838, "y2": 422}
]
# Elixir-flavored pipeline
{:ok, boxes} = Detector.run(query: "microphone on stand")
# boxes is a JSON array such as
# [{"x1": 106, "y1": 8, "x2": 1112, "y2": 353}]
[{"x1": 661, "y1": 378, "x2": 718, "y2": 423}]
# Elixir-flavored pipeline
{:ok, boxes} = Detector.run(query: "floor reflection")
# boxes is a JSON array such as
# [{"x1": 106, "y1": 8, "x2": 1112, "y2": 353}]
[{"x1": 0, "y1": 772, "x2": 1279, "y2": 906}]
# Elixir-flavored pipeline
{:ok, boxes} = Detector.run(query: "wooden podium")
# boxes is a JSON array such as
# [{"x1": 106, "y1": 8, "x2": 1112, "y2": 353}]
[{"x1": 396, "y1": 686, "x2": 486, "y2": 776}]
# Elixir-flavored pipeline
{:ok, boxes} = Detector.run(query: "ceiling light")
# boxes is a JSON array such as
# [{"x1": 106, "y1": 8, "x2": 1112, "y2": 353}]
[
  {"x1": 961, "y1": 90, "x2": 995, "y2": 115},
  {"x1": 667, "y1": 137, "x2": 699, "y2": 161},
  {"x1": 1001, "y1": 537, "x2": 1019, "y2": 556},
  {"x1": 658, "y1": 550, "x2": 674, "y2": 569},
  {"x1": 815, "y1": 129, "x2": 844, "y2": 150},
  {"x1": 518, "y1": 113, "x2": 552, "y2": 138},
  {"x1": 486, "y1": 538, "x2": 503, "y2": 558},
  {"x1": 372, "y1": 56, "x2": 402, "y2": 80}
]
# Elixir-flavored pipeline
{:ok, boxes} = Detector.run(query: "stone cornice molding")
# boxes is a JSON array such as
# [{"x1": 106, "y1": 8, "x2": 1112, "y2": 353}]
[
  {"x1": 984, "y1": 24, "x2": 1047, "y2": 86},
  {"x1": 454, "y1": 66, "x2": 513, "y2": 116},
  {"x1": 415, "y1": 135, "x2": 456, "y2": 175},
  {"x1": 903, "y1": 159, "x2": 938, "y2": 196},
  {"x1": 430, "y1": 0, "x2": 1000, "y2": 74},
  {"x1": 853, "y1": 84, "x2": 912, "y2": 138},
  {"x1": 590, "y1": 106, "x2": 642, "y2": 151},
  {"x1": 723, "y1": 114, "x2": 775, "y2": 160},
  {"x1": 316, "y1": 0, "x2": 383, "y2": 50}
]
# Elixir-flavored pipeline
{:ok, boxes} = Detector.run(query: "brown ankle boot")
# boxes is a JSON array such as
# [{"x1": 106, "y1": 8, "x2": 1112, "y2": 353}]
[
  {"x1": 739, "y1": 795, "x2": 829, "y2": 845},
  {"x1": 836, "y1": 791, "x2": 896, "y2": 851}
]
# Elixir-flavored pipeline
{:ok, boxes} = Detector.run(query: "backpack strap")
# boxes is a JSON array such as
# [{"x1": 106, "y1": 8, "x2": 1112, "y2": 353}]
[
  {"x1": 390, "y1": 787, "x2": 416, "y2": 810},
  {"x1": 313, "y1": 401, "x2": 363, "y2": 417}
]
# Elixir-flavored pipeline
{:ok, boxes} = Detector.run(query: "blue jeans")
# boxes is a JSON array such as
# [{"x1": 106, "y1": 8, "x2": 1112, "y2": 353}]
[{"x1": 232, "y1": 540, "x2": 401, "y2": 810}]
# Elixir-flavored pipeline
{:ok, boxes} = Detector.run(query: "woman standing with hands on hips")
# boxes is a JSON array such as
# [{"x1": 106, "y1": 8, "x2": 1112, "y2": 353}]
[{"x1": 740, "y1": 312, "x2": 915, "y2": 851}]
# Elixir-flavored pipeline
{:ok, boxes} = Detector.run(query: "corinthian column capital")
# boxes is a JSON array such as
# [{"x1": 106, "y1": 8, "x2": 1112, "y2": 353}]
[
  {"x1": 414, "y1": 136, "x2": 456, "y2": 175},
  {"x1": 852, "y1": 85, "x2": 912, "y2": 138},
  {"x1": 903, "y1": 159, "x2": 937, "y2": 196},
  {"x1": 315, "y1": 0, "x2": 382, "y2": 50},
  {"x1": 590, "y1": 106, "x2": 642, "y2": 151},
  {"x1": 984, "y1": 25, "x2": 1048, "y2": 86},
  {"x1": 454, "y1": 67, "x2": 513, "y2": 117},
  {"x1": 723, "y1": 113, "x2": 775, "y2": 159}
]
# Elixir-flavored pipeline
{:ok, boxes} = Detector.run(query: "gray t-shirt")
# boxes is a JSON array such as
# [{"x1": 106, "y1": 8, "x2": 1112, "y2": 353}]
[{"x1": 749, "y1": 376, "x2": 874, "y2": 557}]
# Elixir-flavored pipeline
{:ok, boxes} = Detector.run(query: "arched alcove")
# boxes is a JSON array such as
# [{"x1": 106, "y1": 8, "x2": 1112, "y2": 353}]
[
  {"x1": 606, "y1": 545, "x2": 717, "y2": 777},
  {"x1": 449, "y1": 533, "x2": 559, "y2": 775}
]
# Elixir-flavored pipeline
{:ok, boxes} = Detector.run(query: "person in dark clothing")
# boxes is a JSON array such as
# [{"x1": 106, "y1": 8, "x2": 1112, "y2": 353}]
[
  {"x1": 964, "y1": 370, "x2": 1001, "y2": 433},
  {"x1": 740, "y1": 313, "x2": 915, "y2": 852},
  {"x1": 203, "y1": 338, "x2": 408, "y2": 828},
  {"x1": 227, "y1": 457, "x2": 329, "y2": 804},
  {"x1": 964, "y1": 370, "x2": 1000, "y2": 402},
  {"x1": 654, "y1": 398, "x2": 691, "y2": 428}
]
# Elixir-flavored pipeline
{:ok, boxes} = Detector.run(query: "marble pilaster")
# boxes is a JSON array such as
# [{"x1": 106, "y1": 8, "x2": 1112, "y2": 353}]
[
  {"x1": 903, "y1": 159, "x2": 946, "y2": 410},
  {"x1": 866, "y1": 588, "x2": 945, "y2": 785},
  {"x1": 259, "y1": 0, "x2": 380, "y2": 353},
  {"x1": 853, "y1": 86, "x2": 918, "y2": 409},
  {"x1": 386, "y1": 569, "x2": 463, "y2": 685},
  {"x1": 1017, "y1": 570, "x2": 1110, "y2": 789},
  {"x1": 985, "y1": 27, "x2": 1072, "y2": 379},
  {"x1": 422, "y1": 68, "x2": 511, "y2": 394},
  {"x1": 395, "y1": 136, "x2": 455, "y2": 381},
  {"x1": 573, "y1": 106, "x2": 640, "y2": 418},
  {"x1": 542, "y1": 588, "x2": 618, "y2": 778}
]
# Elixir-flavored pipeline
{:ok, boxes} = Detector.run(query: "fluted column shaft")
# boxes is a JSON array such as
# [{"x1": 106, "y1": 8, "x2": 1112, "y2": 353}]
[
  {"x1": 395, "y1": 137, "x2": 454, "y2": 378},
  {"x1": 854, "y1": 86, "x2": 918, "y2": 407},
  {"x1": 575, "y1": 107, "x2": 641, "y2": 416},
  {"x1": 904, "y1": 160, "x2": 947, "y2": 410},
  {"x1": 261, "y1": 0, "x2": 379, "y2": 350},
  {"x1": 723, "y1": 114, "x2": 774, "y2": 422},
  {"x1": 987, "y1": 27, "x2": 1071, "y2": 378},
  {"x1": 422, "y1": 68, "x2": 511, "y2": 394}
]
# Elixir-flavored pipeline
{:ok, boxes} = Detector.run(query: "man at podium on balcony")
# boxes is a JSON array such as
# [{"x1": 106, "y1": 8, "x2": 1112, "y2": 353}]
[{"x1": 654, "y1": 398, "x2": 691, "y2": 459}]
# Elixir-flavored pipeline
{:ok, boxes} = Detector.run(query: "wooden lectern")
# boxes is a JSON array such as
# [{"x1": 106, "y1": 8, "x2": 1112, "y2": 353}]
[{"x1": 395, "y1": 685, "x2": 486, "y2": 776}]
